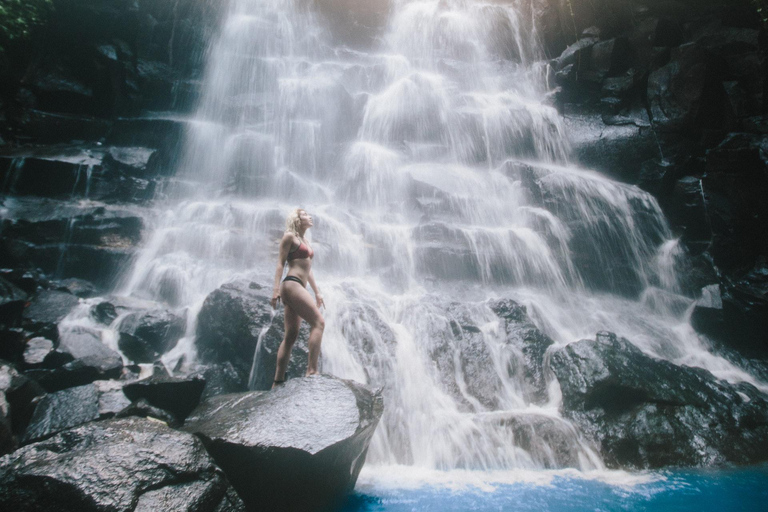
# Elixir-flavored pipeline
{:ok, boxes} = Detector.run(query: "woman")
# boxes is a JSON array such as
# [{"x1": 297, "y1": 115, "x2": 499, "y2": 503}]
[{"x1": 270, "y1": 208, "x2": 325, "y2": 387}]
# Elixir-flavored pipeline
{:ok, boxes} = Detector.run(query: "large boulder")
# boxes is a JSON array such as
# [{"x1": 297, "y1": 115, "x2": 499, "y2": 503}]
[
  {"x1": 24, "y1": 327, "x2": 123, "y2": 392},
  {"x1": 196, "y1": 280, "x2": 309, "y2": 387},
  {"x1": 0, "y1": 417, "x2": 244, "y2": 512},
  {"x1": 550, "y1": 331, "x2": 768, "y2": 468},
  {"x1": 21, "y1": 290, "x2": 80, "y2": 341},
  {"x1": 122, "y1": 373, "x2": 206, "y2": 422},
  {"x1": 183, "y1": 375, "x2": 383, "y2": 512},
  {"x1": 117, "y1": 308, "x2": 186, "y2": 364}
]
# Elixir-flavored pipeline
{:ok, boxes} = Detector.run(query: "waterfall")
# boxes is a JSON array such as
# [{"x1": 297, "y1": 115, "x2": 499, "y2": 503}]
[{"x1": 115, "y1": 0, "x2": 765, "y2": 472}]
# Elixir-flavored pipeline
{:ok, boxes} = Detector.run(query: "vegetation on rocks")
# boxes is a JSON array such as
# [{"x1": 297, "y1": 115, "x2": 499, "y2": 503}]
[{"x1": 0, "y1": 0, "x2": 52, "y2": 52}]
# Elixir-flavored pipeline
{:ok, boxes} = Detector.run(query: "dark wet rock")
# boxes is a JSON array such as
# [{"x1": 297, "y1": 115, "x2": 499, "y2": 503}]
[
  {"x1": 0, "y1": 268, "x2": 50, "y2": 296},
  {"x1": 14, "y1": 111, "x2": 111, "y2": 145},
  {"x1": 590, "y1": 37, "x2": 632, "y2": 81},
  {"x1": 702, "y1": 133, "x2": 768, "y2": 273},
  {"x1": 647, "y1": 42, "x2": 724, "y2": 133},
  {"x1": 690, "y1": 284, "x2": 726, "y2": 341},
  {"x1": 94, "y1": 379, "x2": 131, "y2": 417},
  {"x1": 0, "y1": 328, "x2": 26, "y2": 363},
  {"x1": 91, "y1": 300, "x2": 118, "y2": 325},
  {"x1": 0, "y1": 275, "x2": 28, "y2": 328},
  {"x1": 116, "y1": 397, "x2": 180, "y2": 427},
  {"x1": 52, "y1": 277, "x2": 100, "y2": 298},
  {"x1": 105, "y1": 117, "x2": 187, "y2": 172},
  {"x1": 1, "y1": 417, "x2": 238, "y2": 512},
  {"x1": 123, "y1": 373, "x2": 206, "y2": 422},
  {"x1": 103, "y1": 146, "x2": 157, "y2": 177},
  {"x1": 196, "y1": 280, "x2": 310, "y2": 387},
  {"x1": 716, "y1": 263, "x2": 768, "y2": 358},
  {"x1": 21, "y1": 290, "x2": 80, "y2": 341},
  {"x1": 563, "y1": 107, "x2": 660, "y2": 183},
  {"x1": 24, "y1": 328, "x2": 122, "y2": 392},
  {"x1": 21, "y1": 383, "x2": 100, "y2": 444},
  {"x1": 550, "y1": 331, "x2": 768, "y2": 468},
  {"x1": 1, "y1": 205, "x2": 144, "y2": 287},
  {"x1": 553, "y1": 37, "x2": 599, "y2": 74},
  {"x1": 0, "y1": 147, "x2": 103, "y2": 198},
  {"x1": 192, "y1": 363, "x2": 248, "y2": 400},
  {"x1": 668, "y1": 176, "x2": 710, "y2": 242},
  {"x1": 0, "y1": 361, "x2": 46, "y2": 452},
  {"x1": 22, "y1": 337, "x2": 54, "y2": 368},
  {"x1": 117, "y1": 309, "x2": 186, "y2": 364},
  {"x1": 183, "y1": 375, "x2": 383, "y2": 512},
  {"x1": 490, "y1": 299, "x2": 555, "y2": 404},
  {"x1": 0, "y1": 145, "x2": 158, "y2": 203}
]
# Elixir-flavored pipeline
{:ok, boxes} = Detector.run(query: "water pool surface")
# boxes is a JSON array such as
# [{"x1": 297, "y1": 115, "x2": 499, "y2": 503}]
[{"x1": 341, "y1": 465, "x2": 768, "y2": 511}]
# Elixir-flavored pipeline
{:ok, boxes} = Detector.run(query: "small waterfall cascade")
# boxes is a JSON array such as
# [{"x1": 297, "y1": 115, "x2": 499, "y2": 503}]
[{"x1": 112, "y1": 0, "x2": 766, "y2": 472}]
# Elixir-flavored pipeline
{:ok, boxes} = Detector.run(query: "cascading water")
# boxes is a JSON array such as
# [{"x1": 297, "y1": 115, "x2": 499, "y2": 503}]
[{"x1": 112, "y1": 0, "x2": 766, "y2": 476}]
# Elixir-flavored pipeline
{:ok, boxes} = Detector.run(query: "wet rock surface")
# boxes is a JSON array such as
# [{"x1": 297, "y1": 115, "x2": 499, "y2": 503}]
[
  {"x1": 550, "y1": 331, "x2": 768, "y2": 468},
  {"x1": 540, "y1": 0, "x2": 768, "y2": 354},
  {"x1": 184, "y1": 375, "x2": 383, "y2": 512},
  {"x1": 123, "y1": 373, "x2": 205, "y2": 423},
  {"x1": 0, "y1": 417, "x2": 241, "y2": 512},
  {"x1": 21, "y1": 290, "x2": 79, "y2": 341},
  {"x1": 23, "y1": 327, "x2": 123, "y2": 392},
  {"x1": 196, "y1": 280, "x2": 310, "y2": 388},
  {"x1": 117, "y1": 308, "x2": 186, "y2": 364}
]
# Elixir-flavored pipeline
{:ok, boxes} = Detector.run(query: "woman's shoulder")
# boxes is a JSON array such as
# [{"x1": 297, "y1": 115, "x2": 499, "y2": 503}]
[{"x1": 281, "y1": 232, "x2": 300, "y2": 245}]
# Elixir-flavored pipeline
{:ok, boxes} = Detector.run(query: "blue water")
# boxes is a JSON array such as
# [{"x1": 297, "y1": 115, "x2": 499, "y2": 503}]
[{"x1": 341, "y1": 466, "x2": 768, "y2": 511}]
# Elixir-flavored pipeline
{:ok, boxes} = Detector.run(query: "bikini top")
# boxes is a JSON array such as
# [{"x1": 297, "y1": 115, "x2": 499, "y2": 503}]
[{"x1": 287, "y1": 240, "x2": 313, "y2": 261}]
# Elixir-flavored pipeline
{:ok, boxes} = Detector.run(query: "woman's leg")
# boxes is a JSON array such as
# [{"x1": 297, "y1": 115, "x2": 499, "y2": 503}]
[
  {"x1": 273, "y1": 299, "x2": 301, "y2": 387},
  {"x1": 280, "y1": 281, "x2": 325, "y2": 376}
]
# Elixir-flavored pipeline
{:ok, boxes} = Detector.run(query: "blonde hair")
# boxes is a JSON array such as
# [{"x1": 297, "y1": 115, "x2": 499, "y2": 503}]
[{"x1": 285, "y1": 208, "x2": 305, "y2": 236}]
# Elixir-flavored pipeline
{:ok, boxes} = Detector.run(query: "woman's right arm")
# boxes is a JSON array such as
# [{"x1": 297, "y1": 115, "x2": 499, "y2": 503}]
[{"x1": 271, "y1": 233, "x2": 292, "y2": 309}]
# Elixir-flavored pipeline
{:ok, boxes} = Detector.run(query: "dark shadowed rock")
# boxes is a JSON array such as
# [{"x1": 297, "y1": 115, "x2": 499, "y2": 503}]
[
  {"x1": 647, "y1": 42, "x2": 723, "y2": 133},
  {"x1": 116, "y1": 397, "x2": 180, "y2": 427},
  {"x1": 21, "y1": 384, "x2": 100, "y2": 444},
  {"x1": 192, "y1": 362, "x2": 248, "y2": 400},
  {"x1": 0, "y1": 276, "x2": 28, "y2": 328},
  {"x1": 90, "y1": 300, "x2": 118, "y2": 325},
  {"x1": 117, "y1": 308, "x2": 186, "y2": 363},
  {"x1": 24, "y1": 328, "x2": 123, "y2": 392},
  {"x1": 550, "y1": 331, "x2": 768, "y2": 468},
  {"x1": 0, "y1": 362, "x2": 45, "y2": 447},
  {"x1": 21, "y1": 290, "x2": 80, "y2": 341},
  {"x1": 690, "y1": 284, "x2": 727, "y2": 341},
  {"x1": 196, "y1": 280, "x2": 310, "y2": 387},
  {"x1": 184, "y1": 375, "x2": 383, "y2": 512},
  {"x1": 52, "y1": 278, "x2": 100, "y2": 298},
  {"x1": 0, "y1": 417, "x2": 240, "y2": 512},
  {"x1": 123, "y1": 373, "x2": 206, "y2": 422}
]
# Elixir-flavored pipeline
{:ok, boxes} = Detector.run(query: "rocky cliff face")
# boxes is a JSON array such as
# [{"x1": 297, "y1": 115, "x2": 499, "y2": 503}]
[{"x1": 536, "y1": 0, "x2": 768, "y2": 361}]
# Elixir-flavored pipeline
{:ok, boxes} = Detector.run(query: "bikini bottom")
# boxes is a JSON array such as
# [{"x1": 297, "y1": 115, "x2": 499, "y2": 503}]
[{"x1": 282, "y1": 275, "x2": 306, "y2": 287}]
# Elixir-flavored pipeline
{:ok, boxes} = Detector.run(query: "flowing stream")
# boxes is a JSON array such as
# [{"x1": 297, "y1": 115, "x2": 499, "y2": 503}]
[{"x1": 112, "y1": 0, "x2": 765, "y2": 476}]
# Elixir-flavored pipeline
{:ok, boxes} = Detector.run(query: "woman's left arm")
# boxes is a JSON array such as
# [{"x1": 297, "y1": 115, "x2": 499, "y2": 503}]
[{"x1": 308, "y1": 270, "x2": 324, "y2": 309}]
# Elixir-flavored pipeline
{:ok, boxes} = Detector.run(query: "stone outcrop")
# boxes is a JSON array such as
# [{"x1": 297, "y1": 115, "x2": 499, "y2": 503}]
[
  {"x1": 183, "y1": 375, "x2": 383, "y2": 512},
  {"x1": 550, "y1": 331, "x2": 768, "y2": 468},
  {"x1": 539, "y1": 0, "x2": 768, "y2": 358},
  {"x1": 0, "y1": 417, "x2": 244, "y2": 512},
  {"x1": 195, "y1": 280, "x2": 310, "y2": 389}
]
